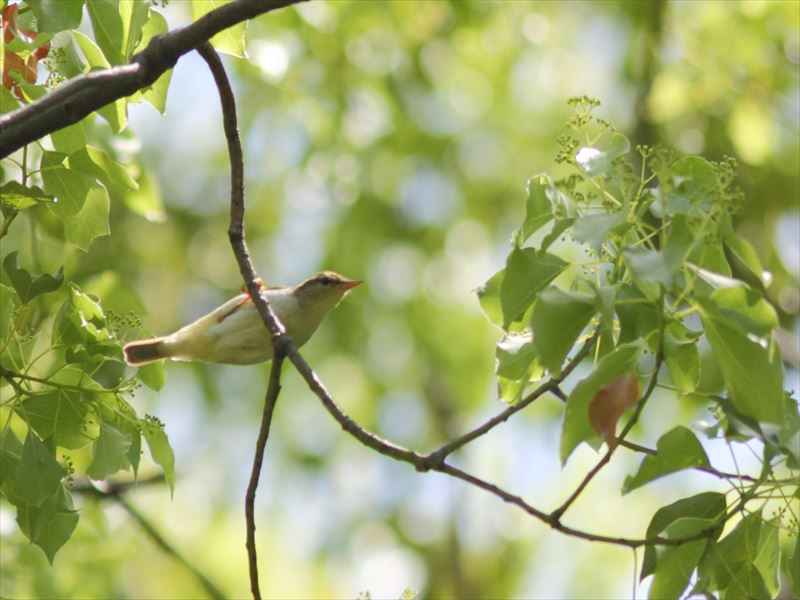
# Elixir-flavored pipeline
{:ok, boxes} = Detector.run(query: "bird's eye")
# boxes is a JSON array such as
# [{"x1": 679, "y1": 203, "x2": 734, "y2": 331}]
[{"x1": 319, "y1": 277, "x2": 333, "y2": 286}]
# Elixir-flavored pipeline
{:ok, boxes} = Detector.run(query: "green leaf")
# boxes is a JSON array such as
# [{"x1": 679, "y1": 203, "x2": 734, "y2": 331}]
[
  {"x1": 0, "y1": 181, "x2": 53, "y2": 210},
  {"x1": 72, "y1": 30, "x2": 111, "y2": 69},
  {"x1": 50, "y1": 121, "x2": 87, "y2": 154},
  {"x1": 496, "y1": 332, "x2": 537, "y2": 380},
  {"x1": 495, "y1": 333, "x2": 544, "y2": 403},
  {"x1": 12, "y1": 433, "x2": 66, "y2": 506},
  {"x1": 68, "y1": 146, "x2": 138, "y2": 190},
  {"x1": 707, "y1": 286, "x2": 778, "y2": 338},
  {"x1": 663, "y1": 334, "x2": 699, "y2": 393},
  {"x1": 87, "y1": 0, "x2": 125, "y2": 65},
  {"x1": 0, "y1": 86, "x2": 21, "y2": 114},
  {"x1": 648, "y1": 535, "x2": 706, "y2": 600},
  {"x1": 122, "y1": 168, "x2": 165, "y2": 222},
  {"x1": 698, "y1": 512, "x2": 768, "y2": 597},
  {"x1": 192, "y1": 0, "x2": 247, "y2": 58},
  {"x1": 616, "y1": 286, "x2": 660, "y2": 344},
  {"x1": 753, "y1": 517, "x2": 779, "y2": 597},
  {"x1": 560, "y1": 340, "x2": 643, "y2": 464},
  {"x1": 97, "y1": 395, "x2": 142, "y2": 476},
  {"x1": 28, "y1": 0, "x2": 85, "y2": 32},
  {"x1": 60, "y1": 184, "x2": 111, "y2": 251},
  {"x1": 667, "y1": 156, "x2": 718, "y2": 214},
  {"x1": 575, "y1": 133, "x2": 630, "y2": 177},
  {"x1": 641, "y1": 492, "x2": 726, "y2": 581},
  {"x1": 623, "y1": 426, "x2": 709, "y2": 493},
  {"x1": 15, "y1": 484, "x2": 78, "y2": 564},
  {"x1": 624, "y1": 247, "x2": 673, "y2": 286},
  {"x1": 593, "y1": 283, "x2": 618, "y2": 356},
  {"x1": 120, "y1": 0, "x2": 150, "y2": 60},
  {"x1": 700, "y1": 308, "x2": 784, "y2": 424},
  {"x1": 538, "y1": 218, "x2": 575, "y2": 253},
  {"x1": 531, "y1": 287, "x2": 595, "y2": 375},
  {"x1": 2, "y1": 252, "x2": 64, "y2": 304},
  {"x1": 0, "y1": 428, "x2": 24, "y2": 492},
  {"x1": 71, "y1": 31, "x2": 129, "y2": 132},
  {"x1": 87, "y1": 422, "x2": 132, "y2": 480},
  {"x1": 724, "y1": 233, "x2": 771, "y2": 287},
  {"x1": 500, "y1": 247, "x2": 567, "y2": 329},
  {"x1": 572, "y1": 212, "x2": 628, "y2": 249},
  {"x1": 477, "y1": 269, "x2": 504, "y2": 329},
  {"x1": 97, "y1": 98, "x2": 128, "y2": 133},
  {"x1": 136, "y1": 10, "x2": 172, "y2": 113},
  {"x1": 142, "y1": 416, "x2": 175, "y2": 495},
  {"x1": 515, "y1": 175, "x2": 554, "y2": 244},
  {"x1": 138, "y1": 361, "x2": 166, "y2": 391},
  {"x1": 790, "y1": 535, "x2": 800, "y2": 598},
  {"x1": 20, "y1": 389, "x2": 97, "y2": 450},
  {"x1": 41, "y1": 150, "x2": 94, "y2": 217}
]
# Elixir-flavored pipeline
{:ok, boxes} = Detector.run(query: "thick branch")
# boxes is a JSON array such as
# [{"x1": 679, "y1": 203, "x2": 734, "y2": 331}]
[{"x1": 0, "y1": 0, "x2": 303, "y2": 158}]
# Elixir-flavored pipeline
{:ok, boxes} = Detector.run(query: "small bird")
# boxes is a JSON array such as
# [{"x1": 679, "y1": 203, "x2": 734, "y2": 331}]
[{"x1": 123, "y1": 271, "x2": 362, "y2": 366}]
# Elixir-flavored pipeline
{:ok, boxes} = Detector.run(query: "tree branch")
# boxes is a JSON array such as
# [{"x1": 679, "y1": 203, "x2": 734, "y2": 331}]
[
  {"x1": 0, "y1": 0, "x2": 304, "y2": 158},
  {"x1": 245, "y1": 354, "x2": 285, "y2": 600},
  {"x1": 419, "y1": 340, "x2": 593, "y2": 469},
  {"x1": 76, "y1": 479, "x2": 225, "y2": 600},
  {"x1": 196, "y1": 41, "x2": 289, "y2": 600},
  {"x1": 550, "y1": 357, "x2": 663, "y2": 522}
]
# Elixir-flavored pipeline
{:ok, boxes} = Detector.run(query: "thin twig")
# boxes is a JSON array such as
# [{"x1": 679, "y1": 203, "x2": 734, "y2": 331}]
[
  {"x1": 78, "y1": 481, "x2": 225, "y2": 600},
  {"x1": 245, "y1": 354, "x2": 285, "y2": 600},
  {"x1": 196, "y1": 41, "x2": 288, "y2": 600},
  {"x1": 550, "y1": 358, "x2": 663, "y2": 522},
  {"x1": 419, "y1": 340, "x2": 593, "y2": 469}
]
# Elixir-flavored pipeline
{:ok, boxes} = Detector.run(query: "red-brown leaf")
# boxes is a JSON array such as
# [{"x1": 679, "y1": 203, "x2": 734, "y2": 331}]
[{"x1": 588, "y1": 372, "x2": 641, "y2": 449}]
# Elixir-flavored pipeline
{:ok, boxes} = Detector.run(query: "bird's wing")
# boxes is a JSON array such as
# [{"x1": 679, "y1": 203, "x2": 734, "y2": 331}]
[{"x1": 213, "y1": 294, "x2": 252, "y2": 324}]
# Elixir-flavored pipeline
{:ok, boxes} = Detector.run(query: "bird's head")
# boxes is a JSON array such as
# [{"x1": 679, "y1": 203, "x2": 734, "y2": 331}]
[{"x1": 292, "y1": 271, "x2": 362, "y2": 318}]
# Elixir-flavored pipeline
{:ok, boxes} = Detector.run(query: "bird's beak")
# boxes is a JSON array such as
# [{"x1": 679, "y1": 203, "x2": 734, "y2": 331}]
[{"x1": 340, "y1": 279, "x2": 363, "y2": 291}]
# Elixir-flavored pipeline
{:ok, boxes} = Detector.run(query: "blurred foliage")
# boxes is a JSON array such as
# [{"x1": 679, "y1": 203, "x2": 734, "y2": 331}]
[{"x1": 1, "y1": 1, "x2": 798, "y2": 599}]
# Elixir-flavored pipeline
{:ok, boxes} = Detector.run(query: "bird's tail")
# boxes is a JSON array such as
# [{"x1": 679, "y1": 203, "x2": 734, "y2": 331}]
[{"x1": 124, "y1": 338, "x2": 168, "y2": 366}]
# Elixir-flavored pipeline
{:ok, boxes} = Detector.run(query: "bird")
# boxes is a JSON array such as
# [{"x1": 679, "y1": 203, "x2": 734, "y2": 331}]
[{"x1": 123, "y1": 271, "x2": 362, "y2": 366}]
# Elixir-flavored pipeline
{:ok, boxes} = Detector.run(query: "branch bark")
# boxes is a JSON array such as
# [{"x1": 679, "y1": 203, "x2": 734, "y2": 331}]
[
  {"x1": 0, "y1": 0, "x2": 304, "y2": 158},
  {"x1": 77, "y1": 480, "x2": 225, "y2": 600},
  {"x1": 245, "y1": 354, "x2": 285, "y2": 600},
  {"x1": 196, "y1": 40, "x2": 289, "y2": 600}
]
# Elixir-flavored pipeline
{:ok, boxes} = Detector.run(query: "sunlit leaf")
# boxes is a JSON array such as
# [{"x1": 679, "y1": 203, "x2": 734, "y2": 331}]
[
  {"x1": 192, "y1": 0, "x2": 247, "y2": 58},
  {"x1": 87, "y1": 422, "x2": 132, "y2": 480},
  {"x1": 531, "y1": 286, "x2": 595, "y2": 374},
  {"x1": 142, "y1": 415, "x2": 175, "y2": 495},
  {"x1": 500, "y1": 247, "x2": 567, "y2": 329},
  {"x1": 136, "y1": 10, "x2": 172, "y2": 113},
  {"x1": 0, "y1": 181, "x2": 53, "y2": 210},
  {"x1": 15, "y1": 484, "x2": 78, "y2": 564},
  {"x1": 641, "y1": 492, "x2": 726, "y2": 581},
  {"x1": 28, "y1": 0, "x2": 85, "y2": 32},
  {"x1": 12, "y1": 433, "x2": 66, "y2": 506},
  {"x1": 60, "y1": 184, "x2": 111, "y2": 251},
  {"x1": 575, "y1": 133, "x2": 630, "y2": 177},
  {"x1": 700, "y1": 307, "x2": 784, "y2": 424},
  {"x1": 2, "y1": 251, "x2": 63, "y2": 304},
  {"x1": 68, "y1": 146, "x2": 138, "y2": 191},
  {"x1": 663, "y1": 334, "x2": 699, "y2": 393},
  {"x1": 515, "y1": 174, "x2": 554, "y2": 244},
  {"x1": 623, "y1": 427, "x2": 709, "y2": 493}
]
